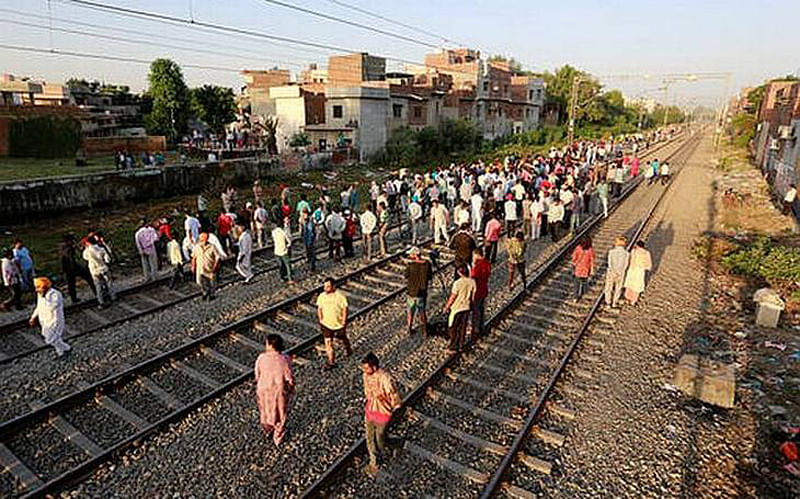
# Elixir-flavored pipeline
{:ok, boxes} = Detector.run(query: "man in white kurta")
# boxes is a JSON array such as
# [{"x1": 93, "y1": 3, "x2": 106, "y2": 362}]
[
  {"x1": 29, "y1": 277, "x2": 71, "y2": 358},
  {"x1": 236, "y1": 224, "x2": 254, "y2": 283}
]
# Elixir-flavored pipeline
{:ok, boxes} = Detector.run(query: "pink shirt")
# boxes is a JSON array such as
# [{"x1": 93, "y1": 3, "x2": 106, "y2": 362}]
[
  {"x1": 484, "y1": 219, "x2": 502, "y2": 242},
  {"x1": 135, "y1": 226, "x2": 159, "y2": 255}
]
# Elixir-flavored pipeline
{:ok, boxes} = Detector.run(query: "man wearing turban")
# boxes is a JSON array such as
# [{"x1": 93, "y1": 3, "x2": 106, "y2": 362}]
[{"x1": 29, "y1": 277, "x2": 71, "y2": 358}]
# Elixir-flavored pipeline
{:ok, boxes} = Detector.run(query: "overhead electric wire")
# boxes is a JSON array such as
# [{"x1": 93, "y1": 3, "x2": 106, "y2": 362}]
[
  {"x1": 258, "y1": 0, "x2": 436, "y2": 49},
  {"x1": 0, "y1": 7, "x2": 330, "y2": 64},
  {"x1": 56, "y1": 0, "x2": 489, "y2": 78},
  {"x1": 0, "y1": 17, "x2": 308, "y2": 69},
  {"x1": 318, "y1": 0, "x2": 543, "y2": 73},
  {"x1": 321, "y1": 0, "x2": 467, "y2": 47},
  {"x1": 60, "y1": 0, "x2": 357, "y2": 54},
  {"x1": 0, "y1": 43, "x2": 242, "y2": 73}
]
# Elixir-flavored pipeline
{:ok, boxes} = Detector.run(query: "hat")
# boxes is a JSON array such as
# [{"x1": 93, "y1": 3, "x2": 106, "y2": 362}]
[
  {"x1": 246, "y1": 202, "x2": 253, "y2": 208},
  {"x1": 407, "y1": 246, "x2": 420, "y2": 256},
  {"x1": 34, "y1": 276, "x2": 51, "y2": 288}
]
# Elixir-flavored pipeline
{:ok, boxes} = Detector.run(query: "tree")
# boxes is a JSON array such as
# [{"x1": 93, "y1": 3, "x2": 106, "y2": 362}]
[
  {"x1": 145, "y1": 58, "x2": 190, "y2": 141},
  {"x1": 383, "y1": 126, "x2": 420, "y2": 167},
  {"x1": 542, "y1": 65, "x2": 602, "y2": 125},
  {"x1": 190, "y1": 84, "x2": 236, "y2": 135},
  {"x1": 649, "y1": 105, "x2": 685, "y2": 126}
]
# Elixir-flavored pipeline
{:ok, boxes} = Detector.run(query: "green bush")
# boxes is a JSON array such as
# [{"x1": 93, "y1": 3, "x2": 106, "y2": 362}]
[
  {"x1": 10, "y1": 115, "x2": 82, "y2": 158},
  {"x1": 289, "y1": 132, "x2": 311, "y2": 148},
  {"x1": 373, "y1": 119, "x2": 483, "y2": 167},
  {"x1": 721, "y1": 237, "x2": 800, "y2": 283}
]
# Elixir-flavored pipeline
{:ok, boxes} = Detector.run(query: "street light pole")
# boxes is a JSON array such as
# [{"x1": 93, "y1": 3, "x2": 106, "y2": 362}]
[{"x1": 567, "y1": 74, "x2": 581, "y2": 145}]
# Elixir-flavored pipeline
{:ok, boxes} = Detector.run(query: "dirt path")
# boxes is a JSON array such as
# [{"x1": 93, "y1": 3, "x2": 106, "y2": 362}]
[{"x1": 547, "y1": 135, "x2": 797, "y2": 498}]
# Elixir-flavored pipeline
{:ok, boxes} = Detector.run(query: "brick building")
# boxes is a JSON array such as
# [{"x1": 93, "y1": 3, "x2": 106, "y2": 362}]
[
  {"x1": 241, "y1": 49, "x2": 545, "y2": 161},
  {"x1": 752, "y1": 80, "x2": 800, "y2": 207}
]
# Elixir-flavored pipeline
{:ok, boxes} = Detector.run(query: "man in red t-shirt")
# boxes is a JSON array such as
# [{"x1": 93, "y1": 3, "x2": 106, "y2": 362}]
[
  {"x1": 470, "y1": 247, "x2": 491, "y2": 337},
  {"x1": 217, "y1": 211, "x2": 234, "y2": 253}
]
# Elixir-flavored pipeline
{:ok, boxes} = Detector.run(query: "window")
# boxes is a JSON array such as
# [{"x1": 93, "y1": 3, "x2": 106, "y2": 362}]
[
  {"x1": 536, "y1": 89, "x2": 542, "y2": 100},
  {"x1": 503, "y1": 85, "x2": 508, "y2": 94},
  {"x1": 392, "y1": 104, "x2": 403, "y2": 118},
  {"x1": 483, "y1": 81, "x2": 489, "y2": 92},
  {"x1": 413, "y1": 107, "x2": 422, "y2": 119},
  {"x1": 333, "y1": 105, "x2": 343, "y2": 118},
  {"x1": 435, "y1": 101, "x2": 440, "y2": 114},
  {"x1": 528, "y1": 90, "x2": 534, "y2": 100}
]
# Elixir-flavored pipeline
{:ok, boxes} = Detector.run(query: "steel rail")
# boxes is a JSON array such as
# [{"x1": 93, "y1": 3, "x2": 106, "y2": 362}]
[
  {"x1": 5, "y1": 228, "x2": 456, "y2": 499},
  {"x1": 4, "y1": 131, "x2": 684, "y2": 498},
  {"x1": 478, "y1": 131, "x2": 703, "y2": 497},
  {"x1": 297, "y1": 130, "x2": 694, "y2": 498},
  {"x1": 0, "y1": 217, "x2": 412, "y2": 365}
]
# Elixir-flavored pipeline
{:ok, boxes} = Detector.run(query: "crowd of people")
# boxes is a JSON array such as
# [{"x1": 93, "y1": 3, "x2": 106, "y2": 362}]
[
  {"x1": 114, "y1": 150, "x2": 166, "y2": 170},
  {"x1": 2, "y1": 129, "x2": 675, "y2": 476},
  {"x1": 250, "y1": 128, "x2": 676, "y2": 474}
]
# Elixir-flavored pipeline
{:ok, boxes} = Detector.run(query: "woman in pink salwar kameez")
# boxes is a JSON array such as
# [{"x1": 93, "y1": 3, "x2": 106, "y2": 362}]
[{"x1": 254, "y1": 334, "x2": 295, "y2": 446}]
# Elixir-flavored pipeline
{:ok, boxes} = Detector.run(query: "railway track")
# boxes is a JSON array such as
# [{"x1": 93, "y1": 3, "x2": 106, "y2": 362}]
[
  {"x1": 0, "y1": 132, "x2": 685, "y2": 498},
  {"x1": 0, "y1": 217, "x2": 416, "y2": 365},
  {"x1": 0, "y1": 224, "x2": 459, "y2": 497},
  {"x1": 300, "y1": 131, "x2": 702, "y2": 498}
]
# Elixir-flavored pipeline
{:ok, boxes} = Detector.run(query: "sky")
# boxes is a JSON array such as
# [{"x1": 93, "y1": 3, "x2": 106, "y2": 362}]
[{"x1": 1, "y1": 0, "x2": 798, "y2": 108}]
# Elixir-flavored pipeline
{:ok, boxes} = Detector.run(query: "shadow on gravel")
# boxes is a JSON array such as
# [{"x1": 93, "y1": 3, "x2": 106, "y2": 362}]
[{"x1": 647, "y1": 221, "x2": 674, "y2": 277}]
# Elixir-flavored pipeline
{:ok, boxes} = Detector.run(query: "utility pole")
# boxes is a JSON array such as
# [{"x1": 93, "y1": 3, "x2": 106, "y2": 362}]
[
  {"x1": 662, "y1": 84, "x2": 670, "y2": 128},
  {"x1": 567, "y1": 74, "x2": 581, "y2": 144}
]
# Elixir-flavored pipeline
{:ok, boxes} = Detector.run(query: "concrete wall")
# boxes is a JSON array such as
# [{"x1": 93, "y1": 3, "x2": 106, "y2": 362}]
[
  {"x1": 0, "y1": 157, "x2": 280, "y2": 221},
  {"x1": 358, "y1": 92, "x2": 389, "y2": 161},
  {"x1": 270, "y1": 86, "x2": 307, "y2": 153},
  {"x1": 83, "y1": 135, "x2": 166, "y2": 156}
]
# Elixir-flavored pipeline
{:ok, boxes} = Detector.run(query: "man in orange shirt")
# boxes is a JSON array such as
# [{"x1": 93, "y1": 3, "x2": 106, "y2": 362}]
[{"x1": 361, "y1": 352, "x2": 401, "y2": 476}]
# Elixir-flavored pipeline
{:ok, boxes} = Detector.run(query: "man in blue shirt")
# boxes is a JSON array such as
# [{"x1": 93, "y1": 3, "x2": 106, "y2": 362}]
[{"x1": 13, "y1": 239, "x2": 34, "y2": 292}]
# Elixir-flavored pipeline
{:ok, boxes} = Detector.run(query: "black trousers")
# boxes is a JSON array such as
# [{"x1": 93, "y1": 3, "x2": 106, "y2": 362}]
[
  {"x1": 485, "y1": 241, "x2": 498, "y2": 264},
  {"x1": 65, "y1": 266, "x2": 96, "y2": 302}
]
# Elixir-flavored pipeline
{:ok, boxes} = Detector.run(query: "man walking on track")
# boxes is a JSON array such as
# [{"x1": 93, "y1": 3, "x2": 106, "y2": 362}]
[
  {"x1": 361, "y1": 352, "x2": 401, "y2": 476},
  {"x1": 604, "y1": 236, "x2": 629, "y2": 308},
  {"x1": 60, "y1": 234, "x2": 96, "y2": 304},
  {"x1": 254, "y1": 334, "x2": 295, "y2": 447},
  {"x1": 571, "y1": 237, "x2": 596, "y2": 302},
  {"x1": 317, "y1": 277, "x2": 352, "y2": 370},
  {"x1": 483, "y1": 212, "x2": 502, "y2": 264},
  {"x1": 470, "y1": 247, "x2": 491, "y2": 337},
  {"x1": 1, "y1": 247, "x2": 23, "y2": 311},
  {"x1": 235, "y1": 222, "x2": 254, "y2": 283},
  {"x1": 29, "y1": 277, "x2": 70, "y2": 359},
  {"x1": 443, "y1": 264, "x2": 476, "y2": 352},
  {"x1": 405, "y1": 246, "x2": 432, "y2": 336},
  {"x1": 134, "y1": 219, "x2": 159, "y2": 282},
  {"x1": 430, "y1": 198, "x2": 450, "y2": 246},
  {"x1": 506, "y1": 231, "x2": 527, "y2": 291},
  {"x1": 450, "y1": 223, "x2": 476, "y2": 281},
  {"x1": 192, "y1": 232, "x2": 222, "y2": 301},
  {"x1": 360, "y1": 205, "x2": 377, "y2": 260},
  {"x1": 83, "y1": 236, "x2": 115, "y2": 307},
  {"x1": 272, "y1": 222, "x2": 294, "y2": 284}
]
